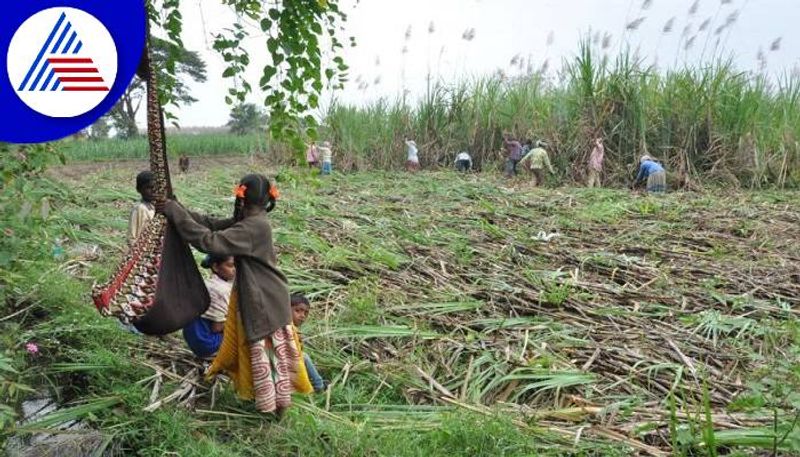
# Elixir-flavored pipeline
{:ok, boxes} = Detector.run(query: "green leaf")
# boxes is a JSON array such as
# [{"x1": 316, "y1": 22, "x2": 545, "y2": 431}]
[
  {"x1": 267, "y1": 37, "x2": 279, "y2": 54},
  {"x1": 262, "y1": 66, "x2": 277, "y2": 82}
]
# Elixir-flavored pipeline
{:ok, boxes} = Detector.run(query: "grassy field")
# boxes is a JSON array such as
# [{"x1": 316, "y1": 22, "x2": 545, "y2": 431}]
[
  {"x1": 2, "y1": 162, "x2": 800, "y2": 455},
  {"x1": 59, "y1": 133, "x2": 269, "y2": 162}
]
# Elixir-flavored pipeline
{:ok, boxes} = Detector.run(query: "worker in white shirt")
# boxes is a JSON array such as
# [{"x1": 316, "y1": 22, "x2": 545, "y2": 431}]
[{"x1": 454, "y1": 151, "x2": 472, "y2": 172}]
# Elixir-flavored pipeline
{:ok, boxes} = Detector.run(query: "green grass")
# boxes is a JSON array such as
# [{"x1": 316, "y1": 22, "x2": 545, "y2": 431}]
[
  {"x1": 1, "y1": 163, "x2": 799, "y2": 455},
  {"x1": 59, "y1": 133, "x2": 269, "y2": 162}
]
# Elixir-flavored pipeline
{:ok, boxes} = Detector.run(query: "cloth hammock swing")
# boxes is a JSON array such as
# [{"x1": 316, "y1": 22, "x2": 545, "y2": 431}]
[
  {"x1": 92, "y1": 21, "x2": 316, "y2": 406},
  {"x1": 92, "y1": 32, "x2": 210, "y2": 335}
]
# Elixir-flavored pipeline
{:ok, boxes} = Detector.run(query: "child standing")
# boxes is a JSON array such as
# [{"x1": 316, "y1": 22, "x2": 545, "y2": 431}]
[
  {"x1": 502, "y1": 135, "x2": 523, "y2": 178},
  {"x1": 179, "y1": 154, "x2": 191, "y2": 173},
  {"x1": 129, "y1": 171, "x2": 156, "y2": 244},
  {"x1": 306, "y1": 142, "x2": 320, "y2": 169},
  {"x1": 586, "y1": 137, "x2": 604, "y2": 188},
  {"x1": 405, "y1": 139, "x2": 420, "y2": 171},
  {"x1": 290, "y1": 294, "x2": 326, "y2": 393},
  {"x1": 319, "y1": 141, "x2": 333, "y2": 175},
  {"x1": 159, "y1": 174, "x2": 301, "y2": 415},
  {"x1": 182, "y1": 254, "x2": 235, "y2": 359}
]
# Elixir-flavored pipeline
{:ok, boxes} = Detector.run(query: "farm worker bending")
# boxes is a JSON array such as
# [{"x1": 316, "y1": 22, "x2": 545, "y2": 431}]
[
  {"x1": 502, "y1": 134, "x2": 523, "y2": 178},
  {"x1": 519, "y1": 141, "x2": 554, "y2": 187},
  {"x1": 405, "y1": 139, "x2": 420, "y2": 171},
  {"x1": 632, "y1": 155, "x2": 666, "y2": 194},
  {"x1": 319, "y1": 141, "x2": 333, "y2": 175},
  {"x1": 129, "y1": 171, "x2": 156, "y2": 244},
  {"x1": 305, "y1": 142, "x2": 319, "y2": 168},
  {"x1": 586, "y1": 137, "x2": 605, "y2": 188},
  {"x1": 158, "y1": 174, "x2": 311, "y2": 415},
  {"x1": 454, "y1": 151, "x2": 472, "y2": 172}
]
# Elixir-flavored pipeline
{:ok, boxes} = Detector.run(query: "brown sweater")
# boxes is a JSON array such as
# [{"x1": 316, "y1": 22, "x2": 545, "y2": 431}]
[{"x1": 163, "y1": 200, "x2": 290, "y2": 343}]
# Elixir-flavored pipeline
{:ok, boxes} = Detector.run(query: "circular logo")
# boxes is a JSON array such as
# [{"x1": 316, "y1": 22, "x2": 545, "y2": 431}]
[
  {"x1": 0, "y1": 1, "x2": 145, "y2": 143},
  {"x1": 7, "y1": 7, "x2": 118, "y2": 118}
]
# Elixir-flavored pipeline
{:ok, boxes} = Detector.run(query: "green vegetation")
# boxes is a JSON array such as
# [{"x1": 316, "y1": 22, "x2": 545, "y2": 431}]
[
  {"x1": 106, "y1": 37, "x2": 208, "y2": 139},
  {"x1": 139, "y1": 0, "x2": 349, "y2": 149},
  {"x1": 227, "y1": 104, "x2": 269, "y2": 136},
  {"x1": 63, "y1": 43, "x2": 800, "y2": 189},
  {"x1": 1, "y1": 157, "x2": 798, "y2": 455},
  {"x1": 323, "y1": 44, "x2": 800, "y2": 188},
  {"x1": 59, "y1": 133, "x2": 269, "y2": 162}
]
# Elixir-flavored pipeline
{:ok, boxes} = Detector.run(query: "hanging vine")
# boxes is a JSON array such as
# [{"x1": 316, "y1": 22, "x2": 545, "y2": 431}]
[{"x1": 147, "y1": 0, "x2": 351, "y2": 150}]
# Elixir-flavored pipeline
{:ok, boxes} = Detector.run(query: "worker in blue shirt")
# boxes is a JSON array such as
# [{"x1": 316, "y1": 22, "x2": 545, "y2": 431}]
[{"x1": 632, "y1": 155, "x2": 666, "y2": 193}]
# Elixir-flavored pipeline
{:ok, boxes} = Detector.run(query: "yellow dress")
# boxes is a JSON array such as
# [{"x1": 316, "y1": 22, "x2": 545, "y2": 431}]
[{"x1": 207, "y1": 291, "x2": 312, "y2": 411}]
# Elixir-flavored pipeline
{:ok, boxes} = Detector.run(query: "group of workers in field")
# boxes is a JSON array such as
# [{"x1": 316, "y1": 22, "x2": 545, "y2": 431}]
[
  {"x1": 306, "y1": 134, "x2": 668, "y2": 194},
  {"x1": 496, "y1": 134, "x2": 666, "y2": 193}
]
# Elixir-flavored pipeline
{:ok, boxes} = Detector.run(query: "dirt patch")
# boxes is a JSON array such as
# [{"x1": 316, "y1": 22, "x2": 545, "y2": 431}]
[{"x1": 48, "y1": 155, "x2": 268, "y2": 183}]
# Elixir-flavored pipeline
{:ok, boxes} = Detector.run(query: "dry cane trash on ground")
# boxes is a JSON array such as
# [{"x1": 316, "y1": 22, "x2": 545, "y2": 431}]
[{"x1": 54, "y1": 167, "x2": 800, "y2": 455}]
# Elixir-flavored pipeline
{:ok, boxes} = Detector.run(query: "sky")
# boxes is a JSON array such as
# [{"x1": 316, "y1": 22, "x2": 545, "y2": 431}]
[{"x1": 166, "y1": 0, "x2": 800, "y2": 128}]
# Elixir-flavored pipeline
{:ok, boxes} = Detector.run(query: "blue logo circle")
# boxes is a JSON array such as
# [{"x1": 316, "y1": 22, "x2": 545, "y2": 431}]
[{"x1": 0, "y1": 1, "x2": 145, "y2": 143}]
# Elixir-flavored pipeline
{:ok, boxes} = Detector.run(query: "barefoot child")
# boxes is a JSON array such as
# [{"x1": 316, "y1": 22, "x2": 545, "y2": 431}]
[
  {"x1": 179, "y1": 154, "x2": 190, "y2": 173},
  {"x1": 405, "y1": 139, "x2": 420, "y2": 171},
  {"x1": 306, "y1": 142, "x2": 319, "y2": 168},
  {"x1": 319, "y1": 141, "x2": 333, "y2": 175},
  {"x1": 182, "y1": 254, "x2": 235, "y2": 358},
  {"x1": 586, "y1": 137, "x2": 604, "y2": 188},
  {"x1": 159, "y1": 174, "x2": 302, "y2": 414},
  {"x1": 502, "y1": 134, "x2": 523, "y2": 178},
  {"x1": 291, "y1": 294, "x2": 326, "y2": 393},
  {"x1": 129, "y1": 171, "x2": 156, "y2": 244}
]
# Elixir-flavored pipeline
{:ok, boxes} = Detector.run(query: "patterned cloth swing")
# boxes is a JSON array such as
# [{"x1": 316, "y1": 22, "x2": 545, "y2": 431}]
[{"x1": 92, "y1": 32, "x2": 209, "y2": 335}]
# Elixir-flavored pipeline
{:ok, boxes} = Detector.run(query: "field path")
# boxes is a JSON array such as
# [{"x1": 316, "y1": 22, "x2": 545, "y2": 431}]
[{"x1": 48, "y1": 155, "x2": 262, "y2": 183}]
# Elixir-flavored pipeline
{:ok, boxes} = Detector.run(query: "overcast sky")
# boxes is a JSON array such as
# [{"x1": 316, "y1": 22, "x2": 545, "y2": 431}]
[{"x1": 167, "y1": 0, "x2": 799, "y2": 127}]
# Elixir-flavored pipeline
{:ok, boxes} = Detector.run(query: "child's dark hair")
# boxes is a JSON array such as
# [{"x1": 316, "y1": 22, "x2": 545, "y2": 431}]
[
  {"x1": 201, "y1": 253, "x2": 232, "y2": 269},
  {"x1": 234, "y1": 173, "x2": 277, "y2": 220},
  {"x1": 290, "y1": 293, "x2": 310, "y2": 308},
  {"x1": 136, "y1": 171, "x2": 155, "y2": 192}
]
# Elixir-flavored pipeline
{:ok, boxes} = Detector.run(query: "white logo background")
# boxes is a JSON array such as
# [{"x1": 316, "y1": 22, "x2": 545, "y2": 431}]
[{"x1": 7, "y1": 7, "x2": 118, "y2": 118}]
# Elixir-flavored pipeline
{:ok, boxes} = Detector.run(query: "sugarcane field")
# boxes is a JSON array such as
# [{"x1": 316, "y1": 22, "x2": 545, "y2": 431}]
[{"x1": 1, "y1": 1, "x2": 800, "y2": 456}]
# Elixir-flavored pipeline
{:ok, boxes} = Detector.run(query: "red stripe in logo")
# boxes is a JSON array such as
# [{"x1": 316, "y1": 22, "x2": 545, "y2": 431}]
[
  {"x1": 63, "y1": 86, "x2": 110, "y2": 91},
  {"x1": 48, "y1": 57, "x2": 94, "y2": 64},
  {"x1": 53, "y1": 68, "x2": 99, "y2": 73}
]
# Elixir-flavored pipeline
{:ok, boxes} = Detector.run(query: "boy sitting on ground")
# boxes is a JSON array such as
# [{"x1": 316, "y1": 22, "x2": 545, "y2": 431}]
[
  {"x1": 291, "y1": 294, "x2": 326, "y2": 393},
  {"x1": 183, "y1": 254, "x2": 234, "y2": 359}
]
